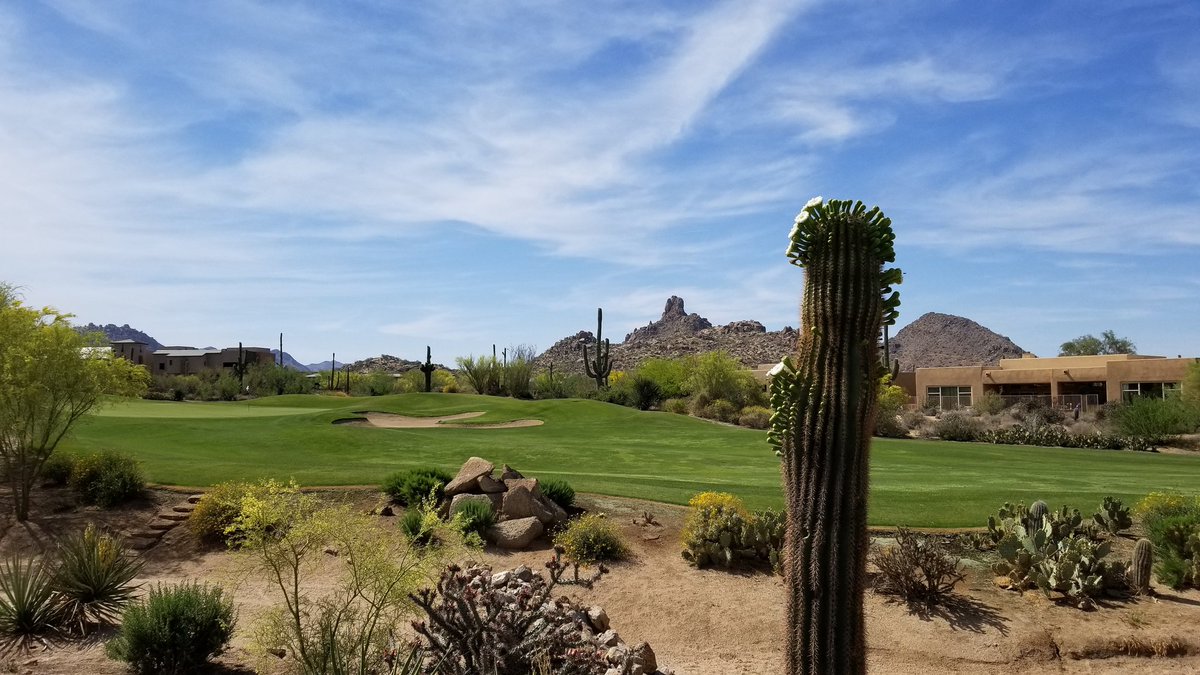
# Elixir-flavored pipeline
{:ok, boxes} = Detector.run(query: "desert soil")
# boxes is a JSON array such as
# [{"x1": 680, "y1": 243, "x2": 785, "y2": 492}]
[
  {"x1": 338, "y1": 411, "x2": 544, "y2": 429},
  {"x1": 2, "y1": 488, "x2": 1198, "y2": 675}
]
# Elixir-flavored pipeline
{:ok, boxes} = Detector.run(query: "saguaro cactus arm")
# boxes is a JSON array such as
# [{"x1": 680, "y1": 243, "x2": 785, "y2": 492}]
[
  {"x1": 771, "y1": 196, "x2": 900, "y2": 675},
  {"x1": 582, "y1": 307, "x2": 613, "y2": 389},
  {"x1": 420, "y1": 345, "x2": 436, "y2": 393}
]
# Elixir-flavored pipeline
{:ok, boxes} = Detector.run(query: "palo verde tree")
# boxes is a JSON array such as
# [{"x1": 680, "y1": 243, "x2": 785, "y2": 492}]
[
  {"x1": 0, "y1": 284, "x2": 149, "y2": 521},
  {"x1": 768, "y1": 198, "x2": 900, "y2": 675}
]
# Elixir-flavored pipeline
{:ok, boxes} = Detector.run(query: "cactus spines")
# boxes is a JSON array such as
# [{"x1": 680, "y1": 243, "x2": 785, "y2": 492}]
[
  {"x1": 769, "y1": 197, "x2": 900, "y2": 675},
  {"x1": 420, "y1": 346, "x2": 436, "y2": 393},
  {"x1": 1130, "y1": 538, "x2": 1154, "y2": 595},
  {"x1": 1030, "y1": 500, "x2": 1049, "y2": 530},
  {"x1": 582, "y1": 307, "x2": 613, "y2": 389}
]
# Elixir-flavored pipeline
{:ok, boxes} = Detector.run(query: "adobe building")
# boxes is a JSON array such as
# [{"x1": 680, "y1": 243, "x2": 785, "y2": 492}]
[
  {"x1": 109, "y1": 340, "x2": 274, "y2": 375},
  {"x1": 914, "y1": 354, "x2": 1198, "y2": 411}
]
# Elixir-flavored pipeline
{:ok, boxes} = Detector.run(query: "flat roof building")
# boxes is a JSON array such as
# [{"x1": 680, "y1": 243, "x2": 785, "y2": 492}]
[{"x1": 913, "y1": 353, "x2": 1197, "y2": 411}]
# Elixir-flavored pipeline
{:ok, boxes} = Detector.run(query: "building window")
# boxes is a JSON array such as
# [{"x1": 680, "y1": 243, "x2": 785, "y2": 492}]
[
  {"x1": 158, "y1": 363, "x2": 165, "y2": 371},
  {"x1": 1122, "y1": 382, "x2": 1180, "y2": 402},
  {"x1": 927, "y1": 385, "x2": 972, "y2": 410}
]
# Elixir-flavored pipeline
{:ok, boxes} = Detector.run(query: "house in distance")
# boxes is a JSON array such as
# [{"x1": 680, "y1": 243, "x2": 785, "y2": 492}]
[{"x1": 110, "y1": 339, "x2": 274, "y2": 375}]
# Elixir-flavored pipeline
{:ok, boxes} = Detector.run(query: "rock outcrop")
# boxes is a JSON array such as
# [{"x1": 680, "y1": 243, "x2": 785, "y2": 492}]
[
  {"x1": 890, "y1": 312, "x2": 1028, "y2": 370},
  {"x1": 442, "y1": 458, "x2": 569, "y2": 549}
]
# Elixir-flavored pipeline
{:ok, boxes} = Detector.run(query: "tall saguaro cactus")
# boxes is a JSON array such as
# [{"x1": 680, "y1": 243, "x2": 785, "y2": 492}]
[
  {"x1": 768, "y1": 197, "x2": 900, "y2": 675},
  {"x1": 421, "y1": 346, "x2": 436, "y2": 393},
  {"x1": 582, "y1": 307, "x2": 612, "y2": 389}
]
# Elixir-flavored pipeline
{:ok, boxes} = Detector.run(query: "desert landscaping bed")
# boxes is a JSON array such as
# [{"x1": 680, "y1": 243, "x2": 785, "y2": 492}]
[{"x1": 2, "y1": 487, "x2": 1198, "y2": 675}]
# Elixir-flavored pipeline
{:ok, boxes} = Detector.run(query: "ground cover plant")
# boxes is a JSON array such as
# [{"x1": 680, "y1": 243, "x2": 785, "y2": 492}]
[
  {"x1": 105, "y1": 582, "x2": 235, "y2": 674},
  {"x1": 61, "y1": 395, "x2": 1200, "y2": 528}
]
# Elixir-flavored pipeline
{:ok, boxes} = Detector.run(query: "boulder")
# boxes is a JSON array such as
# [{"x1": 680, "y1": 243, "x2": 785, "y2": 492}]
[
  {"x1": 502, "y1": 484, "x2": 540, "y2": 520},
  {"x1": 500, "y1": 464, "x2": 524, "y2": 481},
  {"x1": 597, "y1": 629, "x2": 620, "y2": 647},
  {"x1": 487, "y1": 518, "x2": 543, "y2": 549},
  {"x1": 587, "y1": 606, "x2": 610, "y2": 632},
  {"x1": 630, "y1": 642, "x2": 657, "y2": 672},
  {"x1": 486, "y1": 492, "x2": 505, "y2": 514},
  {"x1": 529, "y1": 497, "x2": 557, "y2": 525},
  {"x1": 450, "y1": 493, "x2": 493, "y2": 514},
  {"x1": 477, "y1": 474, "x2": 506, "y2": 493},
  {"x1": 445, "y1": 457, "x2": 495, "y2": 496},
  {"x1": 542, "y1": 497, "x2": 570, "y2": 524},
  {"x1": 503, "y1": 477, "x2": 540, "y2": 495}
]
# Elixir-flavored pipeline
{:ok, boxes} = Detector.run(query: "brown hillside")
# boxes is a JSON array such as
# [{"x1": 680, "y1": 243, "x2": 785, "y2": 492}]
[{"x1": 890, "y1": 312, "x2": 1028, "y2": 370}]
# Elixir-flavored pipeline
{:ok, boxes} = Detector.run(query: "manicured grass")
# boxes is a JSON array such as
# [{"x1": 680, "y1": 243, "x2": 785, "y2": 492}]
[{"x1": 62, "y1": 393, "x2": 1200, "y2": 527}]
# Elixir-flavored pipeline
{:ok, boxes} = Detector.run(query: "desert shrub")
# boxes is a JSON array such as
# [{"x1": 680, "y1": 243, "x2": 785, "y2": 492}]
[
  {"x1": 1112, "y1": 397, "x2": 1199, "y2": 449},
  {"x1": 105, "y1": 582, "x2": 235, "y2": 675},
  {"x1": 686, "y1": 351, "x2": 764, "y2": 408},
  {"x1": 449, "y1": 500, "x2": 495, "y2": 538},
  {"x1": 188, "y1": 482, "x2": 251, "y2": 543},
  {"x1": 1135, "y1": 492, "x2": 1200, "y2": 531},
  {"x1": 901, "y1": 409, "x2": 927, "y2": 430},
  {"x1": 456, "y1": 354, "x2": 504, "y2": 396},
  {"x1": 1145, "y1": 513, "x2": 1200, "y2": 589},
  {"x1": 554, "y1": 515, "x2": 629, "y2": 565},
  {"x1": 932, "y1": 411, "x2": 984, "y2": 442},
  {"x1": 737, "y1": 405, "x2": 772, "y2": 429},
  {"x1": 41, "y1": 452, "x2": 76, "y2": 487},
  {"x1": 626, "y1": 374, "x2": 663, "y2": 411},
  {"x1": 69, "y1": 451, "x2": 145, "y2": 507},
  {"x1": 663, "y1": 397, "x2": 689, "y2": 415},
  {"x1": 540, "y1": 479, "x2": 575, "y2": 509},
  {"x1": 974, "y1": 391, "x2": 1007, "y2": 416},
  {"x1": 1011, "y1": 399, "x2": 1064, "y2": 426},
  {"x1": 245, "y1": 363, "x2": 314, "y2": 397},
  {"x1": 680, "y1": 493, "x2": 783, "y2": 571},
  {"x1": 53, "y1": 525, "x2": 143, "y2": 632},
  {"x1": 382, "y1": 467, "x2": 454, "y2": 507},
  {"x1": 870, "y1": 528, "x2": 963, "y2": 606},
  {"x1": 634, "y1": 357, "x2": 692, "y2": 400},
  {"x1": 978, "y1": 425, "x2": 1131, "y2": 450},
  {"x1": 696, "y1": 399, "x2": 739, "y2": 423},
  {"x1": 401, "y1": 495, "x2": 467, "y2": 549},
  {"x1": 400, "y1": 508, "x2": 427, "y2": 544},
  {"x1": 502, "y1": 345, "x2": 536, "y2": 399}
]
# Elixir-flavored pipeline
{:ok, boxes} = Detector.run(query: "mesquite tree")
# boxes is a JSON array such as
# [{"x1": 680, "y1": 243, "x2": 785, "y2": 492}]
[{"x1": 768, "y1": 197, "x2": 900, "y2": 675}]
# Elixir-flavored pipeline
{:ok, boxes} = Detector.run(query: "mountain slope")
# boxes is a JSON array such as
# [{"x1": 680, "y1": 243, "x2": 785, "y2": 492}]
[
  {"x1": 74, "y1": 323, "x2": 163, "y2": 351},
  {"x1": 889, "y1": 312, "x2": 1028, "y2": 370}
]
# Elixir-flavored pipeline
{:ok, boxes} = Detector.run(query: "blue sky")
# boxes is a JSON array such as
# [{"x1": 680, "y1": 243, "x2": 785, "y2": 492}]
[{"x1": 2, "y1": 1, "x2": 1198, "y2": 365}]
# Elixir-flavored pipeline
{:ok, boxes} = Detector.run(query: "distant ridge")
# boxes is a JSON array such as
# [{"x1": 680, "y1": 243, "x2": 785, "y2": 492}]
[
  {"x1": 270, "y1": 349, "x2": 311, "y2": 372},
  {"x1": 74, "y1": 323, "x2": 163, "y2": 351},
  {"x1": 890, "y1": 312, "x2": 1028, "y2": 370}
]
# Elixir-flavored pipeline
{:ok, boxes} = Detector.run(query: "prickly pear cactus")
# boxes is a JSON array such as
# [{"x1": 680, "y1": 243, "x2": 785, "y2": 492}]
[
  {"x1": 770, "y1": 197, "x2": 900, "y2": 675},
  {"x1": 1129, "y1": 538, "x2": 1154, "y2": 594},
  {"x1": 1093, "y1": 496, "x2": 1133, "y2": 535}
]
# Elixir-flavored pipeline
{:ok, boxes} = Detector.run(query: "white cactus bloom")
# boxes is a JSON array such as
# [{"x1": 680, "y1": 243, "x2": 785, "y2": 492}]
[
  {"x1": 804, "y1": 196, "x2": 823, "y2": 210},
  {"x1": 768, "y1": 360, "x2": 790, "y2": 377}
]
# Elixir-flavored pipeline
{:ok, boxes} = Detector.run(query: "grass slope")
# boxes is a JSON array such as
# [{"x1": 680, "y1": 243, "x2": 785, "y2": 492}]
[{"x1": 63, "y1": 394, "x2": 1200, "y2": 528}]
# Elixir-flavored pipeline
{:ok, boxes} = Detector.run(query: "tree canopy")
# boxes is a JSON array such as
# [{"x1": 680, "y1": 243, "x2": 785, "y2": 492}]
[
  {"x1": 1058, "y1": 330, "x2": 1136, "y2": 356},
  {"x1": 0, "y1": 284, "x2": 150, "y2": 520}
]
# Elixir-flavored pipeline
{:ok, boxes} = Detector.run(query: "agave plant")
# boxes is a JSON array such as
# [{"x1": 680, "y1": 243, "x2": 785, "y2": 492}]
[
  {"x1": 0, "y1": 556, "x2": 61, "y2": 650},
  {"x1": 52, "y1": 525, "x2": 143, "y2": 633}
]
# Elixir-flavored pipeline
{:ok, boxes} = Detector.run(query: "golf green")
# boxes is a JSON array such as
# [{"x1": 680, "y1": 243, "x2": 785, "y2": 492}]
[{"x1": 61, "y1": 394, "x2": 1200, "y2": 527}]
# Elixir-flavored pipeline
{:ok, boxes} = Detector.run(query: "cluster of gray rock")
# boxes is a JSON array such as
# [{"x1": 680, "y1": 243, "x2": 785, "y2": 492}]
[
  {"x1": 482, "y1": 564, "x2": 669, "y2": 675},
  {"x1": 444, "y1": 457, "x2": 568, "y2": 549}
]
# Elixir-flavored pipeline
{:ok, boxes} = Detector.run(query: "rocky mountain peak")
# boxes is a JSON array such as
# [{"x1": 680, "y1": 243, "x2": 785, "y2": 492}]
[
  {"x1": 890, "y1": 312, "x2": 1027, "y2": 370},
  {"x1": 625, "y1": 296, "x2": 713, "y2": 343}
]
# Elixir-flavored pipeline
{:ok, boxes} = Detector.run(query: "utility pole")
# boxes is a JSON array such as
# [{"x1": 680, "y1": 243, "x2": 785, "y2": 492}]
[
  {"x1": 330, "y1": 353, "x2": 336, "y2": 391},
  {"x1": 279, "y1": 333, "x2": 284, "y2": 367}
]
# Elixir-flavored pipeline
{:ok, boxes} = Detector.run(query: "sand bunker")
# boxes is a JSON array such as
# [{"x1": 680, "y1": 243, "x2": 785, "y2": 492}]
[{"x1": 335, "y1": 411, "x2": 543, "y2": 429}]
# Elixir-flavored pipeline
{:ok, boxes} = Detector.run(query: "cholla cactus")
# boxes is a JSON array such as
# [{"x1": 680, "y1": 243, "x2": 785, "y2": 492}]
[{"x1": 769, "y1": 197, "x2": 900, "y2": 675}]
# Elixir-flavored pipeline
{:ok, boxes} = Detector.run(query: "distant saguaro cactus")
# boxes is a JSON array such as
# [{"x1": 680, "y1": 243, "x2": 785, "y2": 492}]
[
  {"x1": 768, "y1": 197, "x2": 900, "y2": 675},
  {"x1": 420, "y1": 346, "x2": 436, "y2": 393},
  {"x1": 583, "y1": 308, "x2": 613, "y2": 389}
]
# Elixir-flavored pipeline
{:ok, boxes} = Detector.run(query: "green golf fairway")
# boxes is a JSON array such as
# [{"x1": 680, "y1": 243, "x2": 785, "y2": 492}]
[{"x1": 61, "y1": 394, "x2": 1200, "y2": 528}]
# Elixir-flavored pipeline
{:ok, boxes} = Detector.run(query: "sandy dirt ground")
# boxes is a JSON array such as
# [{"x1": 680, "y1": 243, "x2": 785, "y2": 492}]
[
  {"x1": 337, "y1": 411, "x2": 544, "y2": 429},
  {"x1": 2, "y1": 488, "x2": 1198, "y2": 675}
]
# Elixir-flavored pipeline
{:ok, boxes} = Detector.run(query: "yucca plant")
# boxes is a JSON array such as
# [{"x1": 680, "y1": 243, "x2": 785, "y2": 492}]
[
  {"x1": 53, "y1": 525, "x2": 143, "y2": 633},
  {"x1": 0, "y1": 556, "x2": 60, "y2": 650}
]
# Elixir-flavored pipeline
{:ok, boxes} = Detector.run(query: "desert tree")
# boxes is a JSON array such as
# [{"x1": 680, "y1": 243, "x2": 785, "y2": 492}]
[
  {"x1": 1058, "y1": 329, "x2": 1136, "y2": 356},
  {"x1": 0, "y1": 284, "x2": 149, "y2": 521}
]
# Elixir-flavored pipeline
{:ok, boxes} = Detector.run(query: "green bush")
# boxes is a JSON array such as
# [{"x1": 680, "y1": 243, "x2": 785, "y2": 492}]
[
  {"x1": 554, "y1": 515, "x2": 629, "y2": 565},
  {"x1": 695, "y1": 399, "x2": 739, "y2": 423},
  {"x1": 188, "y1": 482, "x2": 252, "y2": 543},
  {"x1": 634, "y1": 358, "x2": 692, "y2": 400},
  {"x1": 53, "y1": 525, "x2": 143, "y2": 632},
  {"x1": 627, "y1": 375, "x2": 663, "y2": 411},
  {"x1": 1135, "y1": 492, "x2": 1200, "y2": 531},
  {"x1": 686, "y1": 352, "x2": 764, "y2": 408},
  {"x1": 69, "y1": 451, "x2": 145, "y2": 507},
  {"x1": 1011, "y1": 399, "x2": 1064, "y2": 426},
  {"x1": 978, "y1": 425, "x2": 1132, "y2": 450},
  {"x1": 737, "y1": 406, "x2": 771, "y2": 429},
  {"x1": 1112, "y1": 397, "x2": 1199, "y2": 448},
  {"x1": 382, "y1": 467, "x2": 454, "y2": 506},
  {"x1": 41, "y1": 452, "x2": 76, "y2": 486},
  {"x1": 0, "y1": 557, "x2": 60, "y2": 646},
  {"x1": 680, "y1": 492, "x2": 782, "y2": 571},
  {"x1": 1145, "y1": 513, "x2": 1200, "y2": 589},
  {"x1": 105, "y1": 583, "x2": 236, "y2": 675},
  {"x1": 400, "y1": 508, "x2": 426, "y2": 544},
  {"x1": 932, "y1": 411, "x2": 984, "y2": 442},
  {"x1": 540, "y1": 479, "x2": 576, "y2": 509},
  {"x1": 449, "y1": 500, "x2": 495, "y2": 538}
]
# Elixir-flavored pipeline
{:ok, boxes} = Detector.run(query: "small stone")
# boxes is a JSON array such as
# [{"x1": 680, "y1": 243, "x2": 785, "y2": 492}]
[
  {"x1": 477, "y1": 474, "x2": 506, "y2": 493},
  {"x1": 500, "y1": 464, "x2": 524, "y2": 480},
  {"x1": 588, "y1": 606, "x2": 610, "y2": 631},
  {"x1": 267, "y1": 647, "x2": 287, "y2": 658},
  {"x1": 642, "y1": 534, "x2": 661, "y2": 541},
  {"x1": 513, "y1": 565, "x2": 534, "y2": 581},
  {"x1": 379, "y1": 505, "x2": 394, "y2": 516},
  {"x1": 445, "y1": 457, "x2": 495, "y2": 496},
  {"x1": 187, "y1": 494, "x2": 203, "y2": 504},
  {"x1": 597, "y1": 629, "x2": 620, "y2": 647},
  {"x1": 490, "y1": 570, "x2": 511, "y2": 586},
  {"x1": 324, "y1": 547, "x2": 338, "y2": 557}
]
